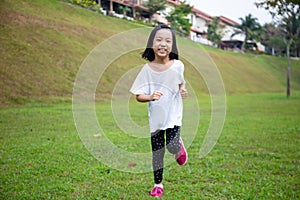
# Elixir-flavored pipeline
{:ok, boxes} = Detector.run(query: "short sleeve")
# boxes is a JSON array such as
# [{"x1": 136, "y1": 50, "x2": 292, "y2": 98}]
[{"x1": 129, "y1": 66, "x2": 150, "y2": 95}]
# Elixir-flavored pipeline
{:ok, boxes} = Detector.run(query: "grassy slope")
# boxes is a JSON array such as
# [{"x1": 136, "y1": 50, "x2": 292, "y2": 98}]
[
  {"x1": 0, "y1": 0, "x2": 141, "y2": 106},
  {"x1": 204, "y1": 47, "x2": 300, "y2": 94},
  {"x1": 0, "y1": 0, "x2": 300, "y2": 107}
]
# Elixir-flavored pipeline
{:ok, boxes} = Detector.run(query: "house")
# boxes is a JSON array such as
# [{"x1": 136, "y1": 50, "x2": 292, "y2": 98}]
[
  {"x1": 98, "y1": 0, "x2": 263, "y2": 51},
  {"x1": 189, "y1": 8, "x2": 214, "y2": 45},
  {"x1": 217, "y1": 16, "x2": 265, "y2": 52},
  {"x1": 217, "y1": 16, "x2": 245, "y2": 50}
]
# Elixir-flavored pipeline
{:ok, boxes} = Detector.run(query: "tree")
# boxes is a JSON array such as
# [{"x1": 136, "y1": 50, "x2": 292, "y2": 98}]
[
  {"x1": 256, "y1": 0, "x2": 300, "y2": 97},
  {"x1": 231, "y1": 14, "x2": 261, "y2": 51},
  {"x1": 260, "y1": 23, "x2": 286, "y2": 55},
  {"x1": 206, "y1": 17, "x2": 224, "y2": 47},
  {"x1": 284, "y1": 13, "x2": 300, "y2": 57},
  {"x1": 255, "y1": 0, "x2": 300, "y2": 18},
  {"x1": 166, "y1": 2, "x2": 192, "y2": 36},
  {"x1": 294, "y1": 28, "x2": 300, "y2": 57},
  {"x1": 279, "y1": 14, "x2": 300, "y2": 97},
  {"x1": 143, "y1": 0, "x2": 166, "y2": 22}
]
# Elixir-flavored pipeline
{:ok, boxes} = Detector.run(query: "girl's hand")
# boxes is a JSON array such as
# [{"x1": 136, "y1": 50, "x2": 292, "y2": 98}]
[
  {"x1": 180, "y1": 88, "x2": 188, "y2": 98},
  {"x1": 151, "y1": 91, "x2": 163, "y2": 101}
]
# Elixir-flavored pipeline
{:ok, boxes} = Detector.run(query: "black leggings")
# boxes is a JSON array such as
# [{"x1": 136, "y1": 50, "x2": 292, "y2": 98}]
[{"x1": 151, "y1": 126, "x2": 181, "y2": 184}]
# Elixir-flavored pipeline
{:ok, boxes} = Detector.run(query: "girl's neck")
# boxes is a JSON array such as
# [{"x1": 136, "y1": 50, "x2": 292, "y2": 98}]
[
  {"x1": 149, "y1": 59, "x2": 174, "y2": 72},
  {"x1": 153, "y1": 57, "x2": 170, "y2": 65}
]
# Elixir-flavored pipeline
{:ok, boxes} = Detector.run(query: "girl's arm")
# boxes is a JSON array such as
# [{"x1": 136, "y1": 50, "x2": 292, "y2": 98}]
[
  {"x1": 136, "y1": 91, "x2": 163, "y2": 102},
  {"x1": 179, "y1": 82, "x2": 188, "y2": 98}
]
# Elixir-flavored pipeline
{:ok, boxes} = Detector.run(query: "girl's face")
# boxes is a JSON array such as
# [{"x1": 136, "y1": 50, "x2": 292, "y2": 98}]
[{"x1": 152, "y1": 29, "x2": 173, "y2": 60}]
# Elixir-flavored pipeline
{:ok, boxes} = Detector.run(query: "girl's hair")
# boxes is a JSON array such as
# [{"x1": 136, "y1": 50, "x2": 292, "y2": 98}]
[{"x1": 142, "y1": 24, "x2": 179, "y2": 61}]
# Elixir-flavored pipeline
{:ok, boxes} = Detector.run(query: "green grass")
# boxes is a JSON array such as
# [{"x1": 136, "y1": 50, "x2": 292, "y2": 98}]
[{"x1": 1, "y1": 93, "x2": 299, "y2": 199}]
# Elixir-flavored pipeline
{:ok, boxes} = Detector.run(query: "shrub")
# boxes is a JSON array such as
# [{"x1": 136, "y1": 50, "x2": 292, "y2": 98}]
[{"x1": 67, "y1": 0, "x2": 100, "y2": 11}]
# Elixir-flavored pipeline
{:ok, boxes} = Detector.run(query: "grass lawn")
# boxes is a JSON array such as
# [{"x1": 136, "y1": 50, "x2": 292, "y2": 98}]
[{"x1": 1, "y1": 93, "x2": 299, "y2": 199}]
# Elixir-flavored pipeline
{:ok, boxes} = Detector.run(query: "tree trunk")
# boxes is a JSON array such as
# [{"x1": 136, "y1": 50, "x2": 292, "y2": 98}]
[
  {"x1": 242, "y1": 41, "x2": 246, "y2": 52},
  {"x1": 286, "y1": 41, "x2": 291, "y2": 98},
  {"x1": 242, "y1": 32, "x2": 249, "y2": 52}
]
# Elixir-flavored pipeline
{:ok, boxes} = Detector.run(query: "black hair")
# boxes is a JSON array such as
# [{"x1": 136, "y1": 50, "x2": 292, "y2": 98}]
[{"x1": 142, "y1": 24, "x2": 179, "y2": 61}]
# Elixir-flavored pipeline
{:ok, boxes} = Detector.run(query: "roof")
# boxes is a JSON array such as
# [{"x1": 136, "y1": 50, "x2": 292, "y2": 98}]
[
  {"x1": 218, "y1": 16, "x2": 240, "y2": 26},
  {"x1": 191, "y1": 7, "x2": 213, "y2": 22}
]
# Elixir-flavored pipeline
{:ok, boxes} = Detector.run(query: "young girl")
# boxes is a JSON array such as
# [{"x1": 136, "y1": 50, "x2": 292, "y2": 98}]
[{"x1": 130, "y1": 24, "x2": 188, "y2": 197}]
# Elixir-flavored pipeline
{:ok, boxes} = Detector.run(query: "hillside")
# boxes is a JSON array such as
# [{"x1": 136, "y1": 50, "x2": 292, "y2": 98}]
[{"x1": 1, "y1": 0, "x2": 300, "y2": 107}]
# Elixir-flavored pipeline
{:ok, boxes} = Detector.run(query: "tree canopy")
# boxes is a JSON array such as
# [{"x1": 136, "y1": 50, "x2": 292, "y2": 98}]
[
  {"x1": 166, "y1": 2, "x2": 192, "y2": 36},
  {"x1": 206, "y1": 17, "x2": 224, "y2": 46},
  {"x1": 256, "y1": 0, "x2": 300, "y2": 18}
]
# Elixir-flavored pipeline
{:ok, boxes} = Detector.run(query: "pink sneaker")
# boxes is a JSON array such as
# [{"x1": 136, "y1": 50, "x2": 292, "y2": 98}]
[
  {"x1": 150, "y1": 186, "x2": 163, "y2": 197},
  {"x1": 175, "y1": 137, "x2": 188, "y2": 165}
]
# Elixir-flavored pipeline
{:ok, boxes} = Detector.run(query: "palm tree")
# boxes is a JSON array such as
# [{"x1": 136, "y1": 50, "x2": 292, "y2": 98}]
[{"x1": 231, "y1": 14, "x2": 261, "y2": 51}]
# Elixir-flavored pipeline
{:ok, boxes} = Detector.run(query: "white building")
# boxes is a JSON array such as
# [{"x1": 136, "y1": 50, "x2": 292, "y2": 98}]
[{"x1": 189, "y1": 7, "x2": 214, "y2": 46}]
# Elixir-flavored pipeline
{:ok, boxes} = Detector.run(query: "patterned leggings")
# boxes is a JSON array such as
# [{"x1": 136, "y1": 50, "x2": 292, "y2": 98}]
[{"x1": 151, "y1": 126, "x2": 181, "y2": 184}]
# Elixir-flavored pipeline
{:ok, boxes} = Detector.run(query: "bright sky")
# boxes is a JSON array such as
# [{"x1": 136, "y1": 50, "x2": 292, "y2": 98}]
[{"x1": 187, "y1": 0, "x2": 273, "y2": 25}]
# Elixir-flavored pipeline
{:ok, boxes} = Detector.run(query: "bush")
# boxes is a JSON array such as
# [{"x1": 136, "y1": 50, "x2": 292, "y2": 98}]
[{"x1": 68, "y1": 0, "x2": 100, "y2": 11}]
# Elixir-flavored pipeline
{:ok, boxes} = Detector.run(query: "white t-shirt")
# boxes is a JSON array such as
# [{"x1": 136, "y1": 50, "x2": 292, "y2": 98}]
[{"x1": 130, "y1": 59, "x2": 185, "y2": 133}]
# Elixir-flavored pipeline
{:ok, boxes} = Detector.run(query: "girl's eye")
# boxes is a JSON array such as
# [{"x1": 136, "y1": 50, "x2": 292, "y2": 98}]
[{"x1": 166, "y1": 40, "x2": 171, "y2": 43}]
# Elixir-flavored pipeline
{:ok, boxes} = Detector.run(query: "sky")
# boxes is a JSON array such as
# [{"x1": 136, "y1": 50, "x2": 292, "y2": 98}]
[{"x1": 186, "y1": 0, "x2": 273, "y2": 25}]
